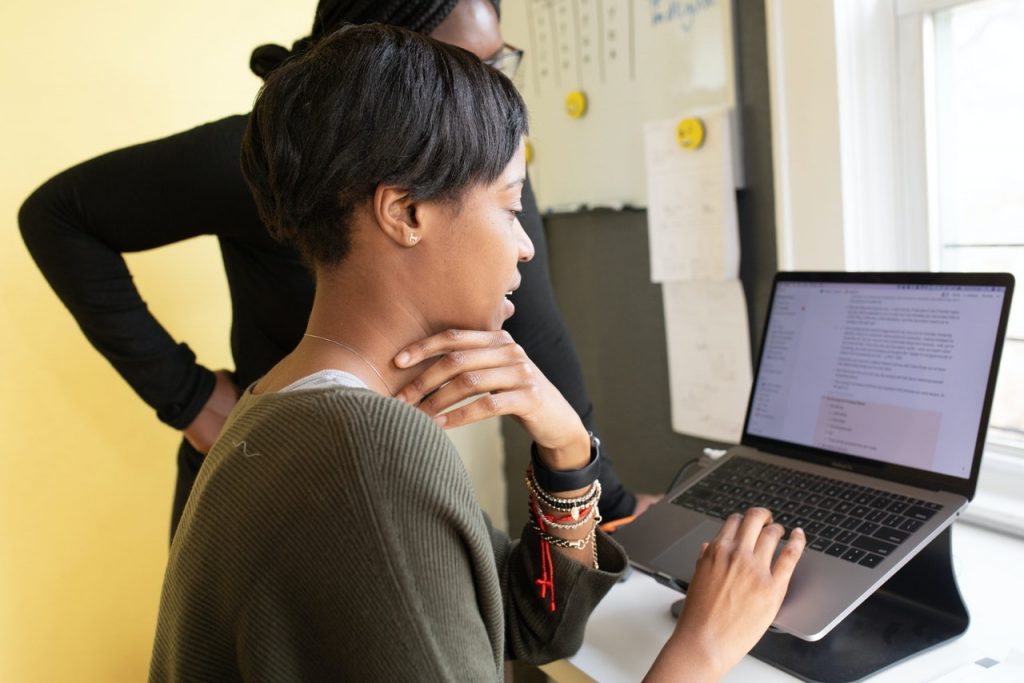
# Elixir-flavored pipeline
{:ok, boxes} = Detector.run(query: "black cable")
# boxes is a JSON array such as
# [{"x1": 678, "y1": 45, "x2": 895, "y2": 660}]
[{"x1": 665, "y1": 457, "x2": 703, "y2": 494}]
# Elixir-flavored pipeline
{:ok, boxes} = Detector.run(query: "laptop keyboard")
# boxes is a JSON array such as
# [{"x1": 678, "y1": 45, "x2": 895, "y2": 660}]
[{"x1": 671, "y1": 456, "x2": 942, "y2": 569}]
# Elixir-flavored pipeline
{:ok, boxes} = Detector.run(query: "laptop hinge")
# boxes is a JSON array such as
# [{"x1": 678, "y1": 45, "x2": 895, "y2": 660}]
[{"x1": 653, "y1": 571, "x2": 687, "y2": 593}]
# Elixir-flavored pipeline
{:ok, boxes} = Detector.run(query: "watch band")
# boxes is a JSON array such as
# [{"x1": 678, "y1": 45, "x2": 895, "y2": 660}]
[{"x1": 530, "y1": 432, "x2": 602, "y2": 493}]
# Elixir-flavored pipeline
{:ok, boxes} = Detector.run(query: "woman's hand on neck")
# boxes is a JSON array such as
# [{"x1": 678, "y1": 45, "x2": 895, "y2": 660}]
[{"x1": 392, "y1": 328, "x2": 591, "y2": 472}]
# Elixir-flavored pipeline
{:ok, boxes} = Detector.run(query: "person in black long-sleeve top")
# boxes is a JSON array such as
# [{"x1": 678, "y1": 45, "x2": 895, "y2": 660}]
[{"x1": 19, "y1": 0, "x2": 657, "y2": 538}]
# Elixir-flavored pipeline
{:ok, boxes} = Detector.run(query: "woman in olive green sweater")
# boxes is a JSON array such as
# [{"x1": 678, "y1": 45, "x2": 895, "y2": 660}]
[{"x1": 150, "y1": 23, "x2": 804, "y2": 682}]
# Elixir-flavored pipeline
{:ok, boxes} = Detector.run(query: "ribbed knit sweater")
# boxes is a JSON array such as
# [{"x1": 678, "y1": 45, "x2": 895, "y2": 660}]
[{"x1": 150, "y1": 386, "x2": 627, "y2": 681}]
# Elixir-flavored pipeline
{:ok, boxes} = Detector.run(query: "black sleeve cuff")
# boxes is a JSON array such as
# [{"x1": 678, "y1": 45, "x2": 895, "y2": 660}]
[{"x1": 157, "y1": 358, "x2": 217, "y2": 430}]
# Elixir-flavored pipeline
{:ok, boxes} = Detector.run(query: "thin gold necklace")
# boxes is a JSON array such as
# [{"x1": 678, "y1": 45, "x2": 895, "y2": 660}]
[{"x1": 302, "y1": 333, "x2": 394, "y2": 396}]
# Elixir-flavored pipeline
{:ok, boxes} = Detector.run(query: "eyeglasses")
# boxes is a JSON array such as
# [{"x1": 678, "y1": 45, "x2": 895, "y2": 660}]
[{"x1": 484, "y1": 43, "x2": 524, "y2": 80}]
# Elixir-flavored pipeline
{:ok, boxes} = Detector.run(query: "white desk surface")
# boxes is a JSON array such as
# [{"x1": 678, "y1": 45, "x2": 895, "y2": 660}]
[{"x1": 542, "y1": 522, "x2": 1024, "y2": 682}]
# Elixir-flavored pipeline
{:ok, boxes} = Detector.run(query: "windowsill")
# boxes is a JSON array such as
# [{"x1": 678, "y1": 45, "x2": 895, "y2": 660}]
[
  {"x1": 961, "y1": 491, "x2": 1024, "y2": 539},
  {"x1": 962, "y1": 447, "x2": 1024, "y2": 539}
]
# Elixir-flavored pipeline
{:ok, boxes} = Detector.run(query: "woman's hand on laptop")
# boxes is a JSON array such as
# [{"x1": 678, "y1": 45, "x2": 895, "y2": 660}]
[
  {"x1": 394, "y1": 329, "x2": 591, "y2": 471},
  {"x1": 644, "y1": 508, "x2": 805, "y2": 682}
]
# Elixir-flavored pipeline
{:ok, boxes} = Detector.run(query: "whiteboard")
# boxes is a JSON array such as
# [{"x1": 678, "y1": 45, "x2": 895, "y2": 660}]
[{"x1": 502, "y1": 0, "x2": 736, "y2": 212}]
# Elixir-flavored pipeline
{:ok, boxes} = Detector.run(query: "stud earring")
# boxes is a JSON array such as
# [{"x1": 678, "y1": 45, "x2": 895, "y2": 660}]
[{"x1": 408, "y1": 233, "x2": 419, "y2": 244}]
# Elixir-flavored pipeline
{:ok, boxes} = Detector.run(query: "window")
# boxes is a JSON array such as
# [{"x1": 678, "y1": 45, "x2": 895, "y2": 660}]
[
  {"x1": 835, "y1": 0, "x2": 1024, "y2": 452},
  {"x1": 924, "y1": 0, "x2": 1024, "y2": 450},
  {"x1": 768, "y1": 0, "x2": 1024, "y2": 533}
]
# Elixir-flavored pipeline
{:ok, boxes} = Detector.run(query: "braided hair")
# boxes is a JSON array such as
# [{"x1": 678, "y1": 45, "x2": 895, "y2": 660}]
[{"x1": 250, "y1": 0, "x2": 501, "y2": 79}]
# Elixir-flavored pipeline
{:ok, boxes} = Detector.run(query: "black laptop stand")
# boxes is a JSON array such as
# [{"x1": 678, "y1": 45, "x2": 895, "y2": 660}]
[
  {"x1": 668, "y1": 525, "x2": 968, "y2": 681},
  {"x1": 748, "y1": 525, "x2": 968, "y2": 682}
]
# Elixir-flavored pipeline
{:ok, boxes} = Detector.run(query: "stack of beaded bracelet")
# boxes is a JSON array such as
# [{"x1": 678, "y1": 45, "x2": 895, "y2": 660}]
[{"x1": 525, "y1": 464, "x2": 602, "y2": 612}]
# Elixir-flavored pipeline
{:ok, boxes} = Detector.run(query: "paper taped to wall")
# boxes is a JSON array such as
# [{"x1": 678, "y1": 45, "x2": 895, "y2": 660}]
[
  {"x1": 662, "y1": 280, "x2": 752, "y2": 442},
  {"x1": 643, "y1": 110, "x2": 739, "y2": 283}
]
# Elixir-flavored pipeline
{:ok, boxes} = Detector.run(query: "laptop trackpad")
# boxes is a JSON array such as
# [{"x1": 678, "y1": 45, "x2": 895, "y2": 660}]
[{"x1": 649, "y1": 519, "x2": 724, "y2": 585}]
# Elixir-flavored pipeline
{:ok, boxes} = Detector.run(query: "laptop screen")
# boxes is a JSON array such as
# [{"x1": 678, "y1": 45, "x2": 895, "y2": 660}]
[{"x1": 745, "y1": 280, "x2": 1008, "y2": 479}]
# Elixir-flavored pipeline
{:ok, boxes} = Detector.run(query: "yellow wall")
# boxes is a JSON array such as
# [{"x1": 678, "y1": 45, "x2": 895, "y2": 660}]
[
  {"x1": 0, "y1": 2, "x2": 315, "y2": 680},
  {"x1": 1, "y1": 5, "x2": 512, "y2": 679}
]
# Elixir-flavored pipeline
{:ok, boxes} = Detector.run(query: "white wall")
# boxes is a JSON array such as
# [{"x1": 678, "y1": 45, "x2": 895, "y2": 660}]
[{"x1": 765, "y1": 0, "x2": 848, "y2": 270}]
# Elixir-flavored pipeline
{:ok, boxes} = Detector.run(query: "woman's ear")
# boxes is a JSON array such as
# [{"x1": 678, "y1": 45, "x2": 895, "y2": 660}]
[{"x1": 373, "y1": 185, "x2": 422, "y2": 247}]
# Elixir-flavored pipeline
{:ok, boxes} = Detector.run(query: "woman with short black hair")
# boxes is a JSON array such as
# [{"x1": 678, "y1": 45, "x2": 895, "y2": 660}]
[
  {"x1": 149, "y1": 23, "x2": 804, "y2": 682},
  {"x1": 17, "y1": 0, "x2": 654, "y2": 542}
]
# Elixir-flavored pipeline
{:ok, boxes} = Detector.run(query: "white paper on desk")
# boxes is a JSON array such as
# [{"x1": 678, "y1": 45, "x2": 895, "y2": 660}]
[
  {"x1": 663, "y1": 280, "x2": 751, "y2": 442},
  {"x1": 644, "y1": 110, "x2": 739, "y2": 283},
  {"x1": 929, "y1": 650, "x2": 1024, "y2": 682}
]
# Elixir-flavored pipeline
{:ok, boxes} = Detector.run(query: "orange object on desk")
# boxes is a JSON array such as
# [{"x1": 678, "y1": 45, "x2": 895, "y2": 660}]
[{"x1": 600, "y1": 514, "x2": 637, "y2": 534}]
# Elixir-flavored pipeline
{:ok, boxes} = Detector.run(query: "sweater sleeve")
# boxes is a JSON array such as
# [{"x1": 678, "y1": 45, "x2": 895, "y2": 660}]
[
  {"x1": 495, "y1": 522, "x2": 628, "y2": 664},
  {"x1": 151, "y1": 391, "x2": 626, "y2": 681},
  {"x1": 17, "y1": 115, "x2": 260, "y2": 429},
  {"x1": 504, "y1": 177, "x2": 637, "y2": 519},
  {"x1": 363, "y1": 397, "x2": 629, "y2": 669}
]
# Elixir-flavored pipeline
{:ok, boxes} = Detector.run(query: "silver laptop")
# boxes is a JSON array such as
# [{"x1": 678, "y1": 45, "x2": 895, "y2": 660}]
[{"x1": 616, "y1": 272, "x2": 1015, "y2": 641}]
